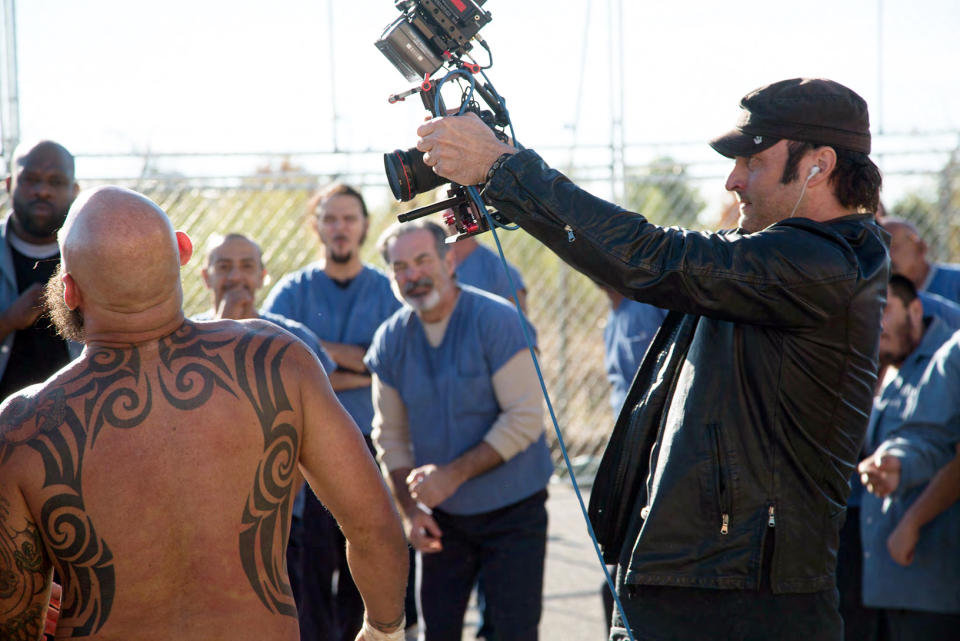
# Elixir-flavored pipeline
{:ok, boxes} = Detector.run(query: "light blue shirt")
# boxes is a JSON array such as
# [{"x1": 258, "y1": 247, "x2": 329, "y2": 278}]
[
  {"x1": 924, "y1": 262, "x2": 960, "y2": 305},
  {"x1": 456, "y1": 244, "x2": 526, "y2": 304},
  {"x1": 365, "y1": 286, "x2": 552, "y2": 515},
  {"x1": 191, "y1": 310, "x2": 336, "y2": 375},
  {"x1": 263, "y1": 263, "x2": 401, "y2": 435},
  {"x1": 603, "y1": 298, "x2": 668, "y2": 413},
  {"x1": 918, "y1": 291, "x2": 960, "y2": 331},
  {"x1": 860, "y1": 323, "x2": 960, "y2": 613}
]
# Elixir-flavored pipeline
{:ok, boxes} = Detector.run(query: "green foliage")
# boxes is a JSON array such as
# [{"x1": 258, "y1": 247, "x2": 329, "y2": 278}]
[{"x1": 623, "y1": 157, "x2": 706, "y2": 228}]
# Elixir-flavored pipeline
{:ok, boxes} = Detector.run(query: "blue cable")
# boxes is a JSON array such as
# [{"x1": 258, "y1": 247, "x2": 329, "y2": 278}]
[{"x1": 463, "y1": 181, "x2": 637, "y2": 641}]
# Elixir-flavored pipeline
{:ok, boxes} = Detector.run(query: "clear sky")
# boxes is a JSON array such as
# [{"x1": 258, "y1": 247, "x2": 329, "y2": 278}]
[{"x1": 7, "y1": 0, "x2": 960, "y2": 196}]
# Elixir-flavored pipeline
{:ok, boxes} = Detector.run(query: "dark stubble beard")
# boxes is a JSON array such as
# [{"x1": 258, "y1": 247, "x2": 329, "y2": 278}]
[
  {"x1": 44, "y1": 264, "x2": 85, "y2": 342},
  {"x1": 327, "y1": 248, "x2": 354, "y2": 264},
  {"x1": 13, "y1": 193, "x2": 70, "y2": 239}
]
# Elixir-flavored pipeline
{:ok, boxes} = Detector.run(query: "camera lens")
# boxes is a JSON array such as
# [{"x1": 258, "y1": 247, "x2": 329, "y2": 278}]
[{"x1": 384, "y1": 147, "x2": 449, "y2": 202}]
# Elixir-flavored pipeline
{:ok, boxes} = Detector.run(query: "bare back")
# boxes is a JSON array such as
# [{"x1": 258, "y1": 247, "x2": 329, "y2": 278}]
[{"x1": 0, "y1": 319, "x2": 330, "y2": 640}]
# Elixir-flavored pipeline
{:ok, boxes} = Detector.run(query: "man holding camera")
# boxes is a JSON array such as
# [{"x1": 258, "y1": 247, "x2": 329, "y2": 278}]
[{"x1": 412, "y1": 78, "x2": 888, "y2": 640}]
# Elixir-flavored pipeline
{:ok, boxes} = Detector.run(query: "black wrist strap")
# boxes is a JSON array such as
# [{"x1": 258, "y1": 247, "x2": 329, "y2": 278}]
[{"x1": 485, "y1": 152, "x2": 513, "y2": 185}]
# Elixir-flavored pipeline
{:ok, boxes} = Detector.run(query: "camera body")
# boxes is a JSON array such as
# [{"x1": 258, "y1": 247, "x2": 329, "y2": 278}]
[
  {"x1": 375, "y1": 0, "x2": 491, "y2": 82},
  {"x1": 378, "y1": 0, "x2": 508, "y2": 239}
]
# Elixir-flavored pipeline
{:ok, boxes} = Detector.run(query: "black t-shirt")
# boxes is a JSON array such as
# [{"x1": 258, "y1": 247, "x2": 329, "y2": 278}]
[{"x1": 0, "y1": 245, "x2": 71, "y2": 402}]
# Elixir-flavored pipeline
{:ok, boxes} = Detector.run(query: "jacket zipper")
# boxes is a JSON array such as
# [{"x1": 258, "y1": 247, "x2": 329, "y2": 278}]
[
  {"x1": 710, "y1": 423, "x2": 731, "y2": 535},
  {"x1": 759, "y1": 502, "x2": 777, "y2": 589}
]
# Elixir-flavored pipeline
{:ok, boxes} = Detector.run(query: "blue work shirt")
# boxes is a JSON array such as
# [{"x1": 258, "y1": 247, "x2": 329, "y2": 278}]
[
  {"x1": 924, "y1": 262, "x2": 960, "y2": 304},
  {"x1": 456, "y1": 244, "x2": 526, "y2": 305},
  {"x1": 603, "y1": 299, "x2": 668, "y2": 413},
  {"x1": 192, "y1": 310, "x2": 336, "y2": 375},
  {"x1": 920, "y1": 290, "x2": 960, "y2": 331},
  {"x1": 860, "y1": 322, "x2": 960, "y2": 613},
  {"x1": 263, "y1": 263, "x2": 401, "y2": 435},
  {"x1": 365, "y1": 286, "x2": 552, "y2": 515}
]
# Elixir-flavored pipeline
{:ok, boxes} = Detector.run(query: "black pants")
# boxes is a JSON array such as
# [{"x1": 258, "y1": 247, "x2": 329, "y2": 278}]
[
  {"x1": 836, "y1": 506, "x2": 882, "y2": 641},
  {"x1": 880, "y1": 608, "x2": 960, "y2": 641},
  {"x1": 288, "y1": 490, "x2": 365, "y2": 641},
  {"x1": 609, "y1": 582, "x2": 844, "y2": 641},
  {"x1": 417, "y1": 489, "x2": 548, "y2": 641}
]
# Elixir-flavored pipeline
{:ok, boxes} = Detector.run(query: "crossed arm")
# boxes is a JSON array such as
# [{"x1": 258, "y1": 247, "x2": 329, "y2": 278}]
[
  {"x1": 322, "y1": 341, "x2": 375, "y2": 391},
  {"x1": 885, "y1": 443, "x2": 960, "y2": 566}
]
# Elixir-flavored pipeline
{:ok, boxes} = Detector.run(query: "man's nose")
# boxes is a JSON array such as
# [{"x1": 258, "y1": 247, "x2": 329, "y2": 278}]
[
  {"x1": 725, "y1": 162, "x2": 747, "y2": 192},
  {"x1": 226, "y1": 266, "x2": 247, "y2": 281},
  {"x1": 32, "y1": 179, "x2": 55, "y2": 199}
]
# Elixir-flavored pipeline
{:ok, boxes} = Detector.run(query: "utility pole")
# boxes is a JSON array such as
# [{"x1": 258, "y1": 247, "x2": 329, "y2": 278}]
[
  {"x1": 327, "y1": 0, "x2": 339, "y2": 152},
  {"x1": 607, "y1": 0, "x2": 624, "y2": 202},
  {"x1": 1, "y1": 0, "x2": 20, "y2": 170}
]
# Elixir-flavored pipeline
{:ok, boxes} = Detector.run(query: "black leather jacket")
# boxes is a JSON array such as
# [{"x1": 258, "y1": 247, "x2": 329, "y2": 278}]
[{"x1": 484, "y1": 150, "x2": 889, "y2": 593}]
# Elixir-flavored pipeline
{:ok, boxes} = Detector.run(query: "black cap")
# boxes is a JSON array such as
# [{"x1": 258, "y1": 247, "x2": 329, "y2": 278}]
[{"x1": 709, "y1": 78, "x2": 871, "y2": 158}]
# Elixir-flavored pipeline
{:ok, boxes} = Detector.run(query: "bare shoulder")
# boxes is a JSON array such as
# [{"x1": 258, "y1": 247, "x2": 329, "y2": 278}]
[
  {"x1": 0, "y1": 382, "x2": 68, "y2": 465},
  {"x1": 186, "y1": 317, "x2": 310, "y2": 355}
]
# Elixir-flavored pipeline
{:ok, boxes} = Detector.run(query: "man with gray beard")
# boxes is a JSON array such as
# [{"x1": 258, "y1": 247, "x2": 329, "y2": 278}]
[{"x1": 366, "y1": 220, "x2": 552, "y2": 641}]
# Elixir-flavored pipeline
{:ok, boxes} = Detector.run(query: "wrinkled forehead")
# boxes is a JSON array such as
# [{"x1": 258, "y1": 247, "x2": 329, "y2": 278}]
[
  {"x1": 387, "y1": 228, "x2": 438, "y2": 262},
  {"x1": 208, "y1": 236, "x2": 262, "y2": 264}
]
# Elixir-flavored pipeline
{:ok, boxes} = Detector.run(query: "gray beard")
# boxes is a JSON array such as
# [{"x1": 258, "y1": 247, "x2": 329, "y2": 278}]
[{"x1": 45, "y1": 264, "x2": 85, "y2": 342}]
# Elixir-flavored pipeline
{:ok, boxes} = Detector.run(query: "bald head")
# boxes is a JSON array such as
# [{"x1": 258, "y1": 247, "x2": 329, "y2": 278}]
[
  {"x1": 880, "y1": 217, "x2": 930, "y2": 288},
  {"x1": 60, "y1": 186, "x2": 189, "y2": 313},
  {"x1": 12, "y1": 140, "x2": 75, "y2": 177}
]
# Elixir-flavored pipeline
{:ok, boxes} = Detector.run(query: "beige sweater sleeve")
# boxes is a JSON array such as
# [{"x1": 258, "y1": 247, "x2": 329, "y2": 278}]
[
  {"x1": 483, "y1": 349, "x2": 546, "y2": 461},
  {"x1": 370, "y1": 374, "x2": 415, "y2": 472}
]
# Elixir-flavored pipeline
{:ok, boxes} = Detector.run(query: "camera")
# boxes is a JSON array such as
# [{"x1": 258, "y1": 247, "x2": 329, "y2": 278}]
[
  {"x1": 384, "y1": 107, "x2": 504, "y2": 202},
  {"x1": 377, "y1": 0, "x2": 511, "y2": 239},
  {"x1": 375, "y1": 0, "x2": 491, "y2": 83}
]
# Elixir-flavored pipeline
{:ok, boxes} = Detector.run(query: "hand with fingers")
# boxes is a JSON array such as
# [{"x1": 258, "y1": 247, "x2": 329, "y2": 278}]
[
  {"x1": 416, "y1": 113, "x2": 516, "y2": 187},
  {"x1": 858, "y1": 452, "x2": 902, "y2": 498}
]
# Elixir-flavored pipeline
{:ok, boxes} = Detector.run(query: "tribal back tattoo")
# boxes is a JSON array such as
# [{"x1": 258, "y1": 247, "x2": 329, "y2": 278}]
[{"x1": 0, "y1": 320, "x2": 301, "y2": 637}]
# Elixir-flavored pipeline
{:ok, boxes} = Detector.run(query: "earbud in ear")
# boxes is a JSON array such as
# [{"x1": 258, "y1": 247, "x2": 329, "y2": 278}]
[{"x1": 808, "y1": 165, "x2": 821, "y2": 179}]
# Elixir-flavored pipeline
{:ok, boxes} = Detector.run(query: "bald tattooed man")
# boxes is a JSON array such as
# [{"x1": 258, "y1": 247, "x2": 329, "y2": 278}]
[{"x1": 0, "y1": 187, "x2": 407, "y2": 641}]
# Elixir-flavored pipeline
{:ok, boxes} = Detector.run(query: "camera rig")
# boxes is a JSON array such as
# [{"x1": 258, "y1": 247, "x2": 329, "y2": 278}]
[{"x1": 375, "y1": 0, "x2": 515, "y2": 241}]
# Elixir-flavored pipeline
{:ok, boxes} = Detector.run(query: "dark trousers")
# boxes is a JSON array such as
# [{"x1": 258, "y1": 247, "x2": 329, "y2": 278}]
[
  {"x1": 417, "y1": 489, "x2": 548, "y2": 641},
  {"x1": 288, "y1": 490, "x2": 365, "y2": 641},
  {"x1": 610, "y1": 582, "x2": 844, "y2": 641},
  {"x1": 836, "y1": 506, "x2": 882, "y2": 641},
  {"x1": 880, "y1": 608, "x2": 960, "y2": 641}
]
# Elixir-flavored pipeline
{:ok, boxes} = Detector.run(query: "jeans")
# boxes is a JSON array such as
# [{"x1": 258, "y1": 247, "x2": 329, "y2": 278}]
[{"x1": 417, "y1": 489, "x2": 548, "y2": 641}]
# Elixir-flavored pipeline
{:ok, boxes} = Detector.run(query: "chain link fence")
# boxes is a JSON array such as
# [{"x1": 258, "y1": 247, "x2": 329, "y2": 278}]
[{"x1": 3, "y1": 134, "x2": 959, "y2": 465}]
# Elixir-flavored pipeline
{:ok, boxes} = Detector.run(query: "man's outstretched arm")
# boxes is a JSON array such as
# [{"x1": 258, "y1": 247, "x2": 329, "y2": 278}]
[{"x1": 295, "y1": 347, "x2": 408, "y2": 638}]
